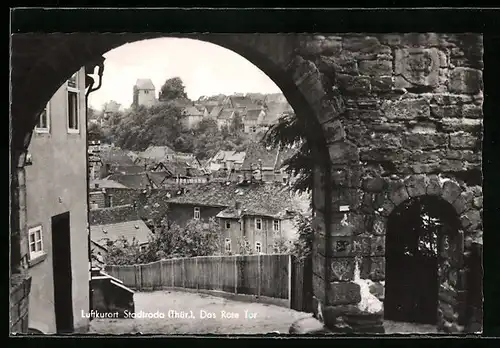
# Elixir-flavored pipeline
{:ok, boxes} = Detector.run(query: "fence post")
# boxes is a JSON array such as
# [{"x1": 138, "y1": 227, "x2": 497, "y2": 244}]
[
  {"x1": 159, "y1": 260, "x2": 163, "y2": 290},
  {"x1": 182, "y1": 258, "x2": 186, "y2": 289},
  {"x1": 234, "y1": 256, "x2": 238, "y2": 294},
  {"x1": 257, "y1": 254, "x2": 261, "y2": 297},
  {"x1": 195, "y1": 257, "x2": 199, "y2": 290},
  {"x1": 171, "y1": 259, "x2": 174, "y2": 288},
  {"x1": 288, "y1": 255, "x2": 292, "y2": 309}
]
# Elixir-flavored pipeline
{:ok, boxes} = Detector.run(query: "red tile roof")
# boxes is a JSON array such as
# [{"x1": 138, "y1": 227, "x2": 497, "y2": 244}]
[{"x1": 91, "y1": 219, "x2": 153, "y2": 247}]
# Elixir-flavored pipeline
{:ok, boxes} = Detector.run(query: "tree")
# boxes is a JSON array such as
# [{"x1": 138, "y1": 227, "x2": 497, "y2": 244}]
[
  {"x1": 261, "y1": 112, "x2": 313, "y2": 193},
  {"x1": 87, "y1": 122, "x2": 104, "y2": 141},
  {"x1": 158, "y1": 77, "x2": 188, "y2": 101}
]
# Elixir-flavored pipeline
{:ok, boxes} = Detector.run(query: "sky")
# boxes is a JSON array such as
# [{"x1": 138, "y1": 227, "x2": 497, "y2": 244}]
[{"x1": 87, "y1": 38, "x2": 282, "y2": 111}]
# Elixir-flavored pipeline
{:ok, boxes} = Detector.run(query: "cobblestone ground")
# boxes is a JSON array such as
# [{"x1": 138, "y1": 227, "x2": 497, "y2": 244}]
[{"x1": 88, "y1": 291, "x2": 438, "y2": 335}]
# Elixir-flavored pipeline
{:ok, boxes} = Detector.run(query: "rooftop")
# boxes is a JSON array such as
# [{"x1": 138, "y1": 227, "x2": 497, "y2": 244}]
[
  {"x1": 245, "y1": 109, "x2": 264, "y2": 122},
  {"x1": 135, "y1": 78, "x2": 155, "y2": 90},
  {"x1": 91, "y1": 219, "x2": 153, "y2": 247},
  {"x1": 167, "y1": 182, "x2": 308, "y2": 218},
  {"x1": 90, "y1": 179, "x2": 128, "y2": 189},
  {"x1": 100, "y1": 146, "x2": 136, "y2": 166}
]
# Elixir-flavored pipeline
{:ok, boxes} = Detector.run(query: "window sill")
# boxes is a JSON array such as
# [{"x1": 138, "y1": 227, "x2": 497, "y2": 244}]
[
  {"x1": 67, "y1": 129, "x2": 80, "y2": 134},
  {"x1": 34, "y1": 129, "x2": 50, "y2": 134},
  {"x1": 28, "y1": 252, "x2": 47, "y2": 268}
]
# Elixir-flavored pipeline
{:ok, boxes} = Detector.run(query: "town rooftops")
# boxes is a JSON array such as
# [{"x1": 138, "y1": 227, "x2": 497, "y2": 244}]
[
  {"x1": 91, "y1": 219, "x2": 153, "y2": 247},
  {"x1": 229, "y1": 96, "x2": 261, "y2": 110},
  {"x1": 135, "y1": 78, "x2": 155, "y2": 90},
  {"x1": 182, "y1": 106, "x2": 204, "y2": 116},
  {"x1": 166, "y1": 182, "x2": 306, "y2": 218},
  {"x1": 106, "y1": 173, "x2": 152, "y2": 189},
  {"x1": 90, "y1": 179, "x2": 127, "y2": 189}
]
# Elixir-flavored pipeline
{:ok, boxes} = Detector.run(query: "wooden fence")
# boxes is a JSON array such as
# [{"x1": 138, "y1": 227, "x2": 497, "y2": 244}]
[{"x1": 104, "y1": 254, "x2": 311, "y2": 312}]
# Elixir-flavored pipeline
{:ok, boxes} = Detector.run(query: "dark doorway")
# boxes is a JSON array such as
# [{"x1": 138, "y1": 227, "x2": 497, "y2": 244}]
[
  {"x1": 385, "y1": 196, "x2": 459, "y2": 325},
  {"x1": 51, "y1": 212, "x2": 74, "y2": 333}
]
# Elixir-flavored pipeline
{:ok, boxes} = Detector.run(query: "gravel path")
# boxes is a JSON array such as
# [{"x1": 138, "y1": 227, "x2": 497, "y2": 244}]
[{"x1": 88, "y1": 290, "x2": 438, "y2": 335}]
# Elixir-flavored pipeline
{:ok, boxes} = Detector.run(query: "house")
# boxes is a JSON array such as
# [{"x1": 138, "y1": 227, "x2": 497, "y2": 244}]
[
  {"x1": 138, "y1": 145, "x2": 177, "y2": 163},
  {"x1": 207, "y1": 150, "x2": 246, "y2": 172},
  {"x1": 24, "y1": 67, "x2": 89, "y2": 333},
  {"x1": 133, "y1": 78, "x2": 157, "y2": 108},
  {"x1": 165, "y1": 182, "x2": 309, "y2": 254},
  {"x1": 216, "y1": 108, "x2": 236, "y2": 130},
  {"x1": 243, "y1": 109, "x2": 266, "y2": 133},
  {"x1": 181, "y1": 106, "x2": 206, "y2": 129}
]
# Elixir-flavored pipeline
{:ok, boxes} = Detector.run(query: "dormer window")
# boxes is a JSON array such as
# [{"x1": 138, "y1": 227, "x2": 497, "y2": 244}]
[
  {"x1": 194, "y1": 207, "x2": 201, "y2": 220},
  {"x1": 255, "y1": 218, "x2": 262, "y2": 230}
]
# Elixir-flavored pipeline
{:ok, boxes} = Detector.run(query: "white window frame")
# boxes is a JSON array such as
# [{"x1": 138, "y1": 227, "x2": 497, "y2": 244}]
[
  {"x1": 273, "y1": 219, "x2": 280, "y2": 232},
  {"x1": 224, "y1": 238, "x2": 231, "y2": 253},
  {"x1": 28, "y1": 226, "x2": 44, "y2": 260},
  {"x1": 255, "y1": 218, "x2": 262, "y2": 231},
  {"x1": 194, "y1": 207, "x2": 201, "y2": 220},
  {"x1": 35, "y1": 102, "x2": 50, "y2": 133},
  {"x1": 67, "y1": 72, "x2": 80, "y2": 134},
  {"x1": 225, "y1": 221, "x2": 231, "y2": 229},
  {"x1": 255, "y1": 241, "x2": 262, "y2": 253}
]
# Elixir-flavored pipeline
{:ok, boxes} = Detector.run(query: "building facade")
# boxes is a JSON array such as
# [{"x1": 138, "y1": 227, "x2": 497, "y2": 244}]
[{"x1": 24, "y1": 67, "x2": 89, "y2": 333}]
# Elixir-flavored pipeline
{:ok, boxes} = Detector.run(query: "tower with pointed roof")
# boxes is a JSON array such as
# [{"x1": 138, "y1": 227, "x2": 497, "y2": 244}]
[{"x1": 132, "y1": 78, "x2": 157, "y2": 107}]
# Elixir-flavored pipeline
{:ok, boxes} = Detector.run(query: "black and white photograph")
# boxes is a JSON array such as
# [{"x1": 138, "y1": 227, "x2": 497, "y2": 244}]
[{"x1": 10, "y1": 8, "x2": 486, "y2": 337}]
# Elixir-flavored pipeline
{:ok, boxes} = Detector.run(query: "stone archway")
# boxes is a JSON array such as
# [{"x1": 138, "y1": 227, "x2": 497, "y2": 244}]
[
  {"x1": 10, "y1": 33, "x2": 342, "y2": 279},
  {"x1": 376, "y1": 174, "x2": 482, "y2": 333}
]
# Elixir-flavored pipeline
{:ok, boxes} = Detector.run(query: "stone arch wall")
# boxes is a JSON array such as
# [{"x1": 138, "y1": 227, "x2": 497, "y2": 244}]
[
  {"x1": 10, "y1": 33, "x2": 338, "y2": 273},
  {"x1": 376, "y1": 174, "x2": 482, "y2": 332}
]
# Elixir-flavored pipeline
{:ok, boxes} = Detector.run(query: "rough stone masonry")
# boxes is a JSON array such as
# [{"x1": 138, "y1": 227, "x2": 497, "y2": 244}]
[
  {"x1": 10, "y1": 32, "x2": 483, "y2": 334},
  {"x1": 298, "y1": 33, "x2": 483, "y2": 334}
]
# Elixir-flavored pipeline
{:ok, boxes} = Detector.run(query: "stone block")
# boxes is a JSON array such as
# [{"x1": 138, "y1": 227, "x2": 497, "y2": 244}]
[
  {"x1": 449, "y1": 67, "x2": 483, "y2": 94},
  {"x1": 381, "y1": 99, "x2": 430, "y2": 120},
  {"x1": 372, "y1": 216, "x2": 387, "y2": 235},
  {"x1": 337, "y1": 74, "x2": 372, "y2": 95},
  {"x1": 362, "y1": 176, "x2": 386, "y2": 193},
  {"x1": 430, "y1": 104, "x2": 462, "y2": 118},
  {"x1": 331, "y1": 236, "x2": 353, "y2": 257},
  {"x1": 369, "y1": 257, "x2": 385, "y2": 281},
  {"x1": 323, "y1": 119, "x2": 346, "y2": 143},
  {"x1": 473, "y1": 196, "x2": 483, "y2": 209},
  {"x1": 462, "y1": 104, "x2": 483, "y2": 119},
  {"x1": 369, "y1": 122, "x2": 406, "y2": 133},
  {"x1": 460, "y1": 209, "x2": 482, "y2": 231},
  {"x1": 327, "y1": 281, "x2": 361, "y2": 305},
  {"x1": 394, "y1": 48, "x2": 442, "y2": 88},
  {"x1": 317, "y1": 54, "x2": 359, "y2": 76},
  {"x1": 450, "y1": 132, "x2": 478, "y2": 149},
  {"x1": 370, "y1": 236, "x2": 385, "y2": 256},
  {"x1": 328, "y1": 141, "x2": 359, "y2": 165},
  {"x1": 351, "y1": 236, "x2": 371, "y2": 256},
  {"x1": 371, "y1": 76, "x2": 394, "y2": 92},
  {"x1": 330, "y1": 257, "x2": 356, "y2": 282},
  {"x1": 439, "y1": 285, "x2": 458, "y2": 306},
  {"x1": 402, "y1": 133, "x2": 449, "y2": 150},
  {"x1": 426, "y1": 174, "x2": 442, "y2": 195},
  {"x1": 359, "y1": 60, "x2": 393, "y2": 77},
  {"x1": 440, "y1": 118, "x2": 482, "y2": 133},
  {"x1": 405, "y1": 174, "x2": 427, "y2": 198},
  {"x1": 452, "y1": 190, "x2": 474, "y2": 215},
  {"x1": 441, "y1": 180, "x2": 462, "y2": 204},
  {"x1": 379, "y1": 199, "x2": 395, "y2": 217}
]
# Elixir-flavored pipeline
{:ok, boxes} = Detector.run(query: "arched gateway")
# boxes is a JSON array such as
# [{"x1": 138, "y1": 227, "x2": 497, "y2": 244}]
[{"x1": 10, "y1": 33, "x2": 483, "y2": 334}]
